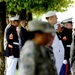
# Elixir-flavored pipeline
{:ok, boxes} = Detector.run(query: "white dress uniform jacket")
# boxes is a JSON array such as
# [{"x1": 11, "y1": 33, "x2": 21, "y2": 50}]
[{"x1": 52, "y1": 34, "x2": 64, "y2": 74}]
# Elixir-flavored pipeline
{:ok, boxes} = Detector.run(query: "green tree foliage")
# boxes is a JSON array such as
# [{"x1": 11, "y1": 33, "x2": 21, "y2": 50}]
[{"x1": 5, "y1": 0, "x2": 74, "y2": 14}]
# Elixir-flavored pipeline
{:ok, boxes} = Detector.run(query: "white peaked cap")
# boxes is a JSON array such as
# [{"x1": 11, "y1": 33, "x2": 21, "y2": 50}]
[
  {"x1": 45, "y1": 11, "x2": 56, "y2": 18},
  {"x1": 9, "y1": 14, "x2": 19, "y2": 21},
  {"x1": 62, "y1": 17, "x2": 73, "y2": 23}
]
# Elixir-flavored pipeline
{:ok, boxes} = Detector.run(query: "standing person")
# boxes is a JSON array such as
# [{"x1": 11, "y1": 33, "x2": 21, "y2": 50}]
[
  {"x1": 4, "y1": 11, "x2": 17, "y2": 51},
  {"x1": 71, "y1": 30, "x2": 75, "y2": 75},
  {"x1": 54, "y1": 22, "x2": 65, "y2": 75},
  {"x1": 19, "y1": 9, "x2": 28, "y2": 49},
  {"x1": 62, "y1": 20, "x2": 73, "y2": 60},
  {"x1": 54, "y1": 21, "x2": 64, "y2": 58},
  {"x1": 45, "y1": 11, "x2": 64, "y2": 75},
  {"x1": 4, "y1": 12, "x2": 17, "y2": 75},
  {"x1": 19, "y1": 20, "x2": 58, "y2": 75},
  {"x1": 5, "y1": 15, "x2": 20, "y2": 75},
  {"x1": 19, "y1": 19, "x2": 28, "y2": 49},
  {"x1": 60, "y1": 19, "x2": 73, "y2": 75}
]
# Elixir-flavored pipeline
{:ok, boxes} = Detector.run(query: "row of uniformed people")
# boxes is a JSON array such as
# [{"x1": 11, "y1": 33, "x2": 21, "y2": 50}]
[
  {"x1": 54, "y1": 20, "x2": 73, "y2": 75},
  {"x1": 4, "y1": 13, "x2": 20, "y2": 75},
  {"x1": 4, "y1": 10, "x2": 73, "y2": 75},
  {"x1": 42, "y1": 11, "x2": 73, "y2": 75},
  {"x1": 4, "y1": 14, "x2": 58, "y2": 75},
  {"x1": 4, "y1": 11, "x2": 57, "y2": 75},
  {"x1": 4, "y1": 11, "x2": 28, "y2": 75}
]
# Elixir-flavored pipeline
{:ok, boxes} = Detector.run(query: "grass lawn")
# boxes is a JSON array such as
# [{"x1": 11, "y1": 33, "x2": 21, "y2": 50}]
[{"x1": 15, "y1": 70, "x2": 18, "y2": 75}]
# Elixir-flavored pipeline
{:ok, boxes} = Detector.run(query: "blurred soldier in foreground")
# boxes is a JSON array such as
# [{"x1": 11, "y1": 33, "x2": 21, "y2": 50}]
[
  {"x1": 19, "y1": 20, "x2": 58, "y2": 75},
  {"x1": 71, "y1": 29, "x2": 75, "y2": 75}
]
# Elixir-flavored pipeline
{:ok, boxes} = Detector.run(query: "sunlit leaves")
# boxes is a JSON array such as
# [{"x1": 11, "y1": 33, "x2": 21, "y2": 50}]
[{"x1": 5, "y1": 0, "x2": 74, "y2": 14}]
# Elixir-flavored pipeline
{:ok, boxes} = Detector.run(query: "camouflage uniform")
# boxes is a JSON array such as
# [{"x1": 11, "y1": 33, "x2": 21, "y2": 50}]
[
  {"x1": 71, "y1": 34, "x2": 75, "y2": 75},
  {"x1": 19, "y1": 40, "x2": 58, "y2": 75}
]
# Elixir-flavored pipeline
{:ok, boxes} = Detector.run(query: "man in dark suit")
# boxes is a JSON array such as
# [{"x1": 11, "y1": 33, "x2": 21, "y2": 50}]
[
  {"x1": 19, "y1": 9, "x2": 28, "y2": 49},
  {"x1": 19, "y1": 18, "x2": 28, "y2": 49}
]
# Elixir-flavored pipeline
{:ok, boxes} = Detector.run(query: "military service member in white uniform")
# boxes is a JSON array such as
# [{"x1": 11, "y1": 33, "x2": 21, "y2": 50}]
[{"x1": 45, "y1": 11, "x2": 64, "y2": 75}]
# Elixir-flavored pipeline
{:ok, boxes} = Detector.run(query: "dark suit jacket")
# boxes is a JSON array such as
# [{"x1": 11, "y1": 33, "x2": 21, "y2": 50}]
[
  {"x1": 5, "y1": 25, "x2": 19, "y2": 58},
  {"x1": 61, "y1": 27, "x2": 72, "y2": 59},
  {"x1": 19, "y1": 26, "x2": 28, "y2": 49}
]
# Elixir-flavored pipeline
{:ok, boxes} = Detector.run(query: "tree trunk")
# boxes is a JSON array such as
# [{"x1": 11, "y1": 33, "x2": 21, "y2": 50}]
[{"x1": 0, "y1": 1, "x2": 6, "y2": 75}]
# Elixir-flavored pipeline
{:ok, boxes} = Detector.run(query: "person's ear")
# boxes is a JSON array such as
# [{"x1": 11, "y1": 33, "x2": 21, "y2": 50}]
[{"x1": 35, "y1": 33, "x2": 40, "y2": 37}]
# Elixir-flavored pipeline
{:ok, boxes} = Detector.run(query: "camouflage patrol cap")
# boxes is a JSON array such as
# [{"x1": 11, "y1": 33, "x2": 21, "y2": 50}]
[{"x1": 28, "y1": 19, "x2": 56, "y2": 33}]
